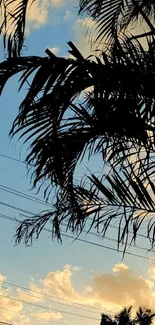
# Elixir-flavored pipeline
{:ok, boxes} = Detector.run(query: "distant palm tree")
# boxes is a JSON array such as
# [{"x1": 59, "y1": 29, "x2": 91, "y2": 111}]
[
  {"x1": 101, "y1": 307, "x2": 155, "y2": 325},
  {"x1": 0, "y1": 1, "x2": 155, "y2": 248}
]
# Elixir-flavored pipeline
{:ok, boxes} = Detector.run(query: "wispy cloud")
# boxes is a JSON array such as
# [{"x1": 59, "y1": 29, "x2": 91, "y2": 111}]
[
  {"x1": 63, "y1": 10, "x2": 71, "y2": 20},
  {"x1": 48, "y1": 47, "x2": 60, "y2": 55}
]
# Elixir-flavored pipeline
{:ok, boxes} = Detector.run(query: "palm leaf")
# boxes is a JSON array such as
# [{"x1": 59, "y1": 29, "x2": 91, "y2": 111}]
[
  {"x1": 78, "y1": 0, "x2": 155, "y2": 45},
  {"x1": 13, "y1": 156, "x2": 155, "y2": 249},
  {"x1": 7, "y1": 39, "x2": 155, "y2": 193},
  {"x1": 0, "y1": 40, "x2": 155, "y2": 246},
  {"x1": 0, "y1": 0, "x2": 30, "y2": 57}
]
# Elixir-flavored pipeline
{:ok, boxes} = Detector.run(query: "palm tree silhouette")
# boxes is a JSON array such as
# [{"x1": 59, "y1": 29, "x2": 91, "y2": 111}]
[
  {"x1": 101, "y1": 307, "x2": 155, "y2": 325},
  {"x1": 0, "y1": 1, "x2": 155, "y2": 248}
]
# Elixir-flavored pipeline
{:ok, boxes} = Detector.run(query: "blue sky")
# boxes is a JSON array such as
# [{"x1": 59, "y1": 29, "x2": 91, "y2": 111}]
[{"x1": 0, "y1": 2, "x2": 155, "y2": 325}]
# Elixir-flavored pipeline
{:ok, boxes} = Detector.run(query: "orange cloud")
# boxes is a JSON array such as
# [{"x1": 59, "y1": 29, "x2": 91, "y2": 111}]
[
  {"x1": 31, "y1": 311, "x2": 62, "y2": 320},
  {"x1": 2, "y1": 263, "x2": 155, "y2": 325}
]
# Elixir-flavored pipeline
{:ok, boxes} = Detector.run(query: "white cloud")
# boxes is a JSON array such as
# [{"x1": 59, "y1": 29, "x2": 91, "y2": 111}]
[
  {"x1": 72, "y1": 266, "x2": 83, "y2": 272},
  {"x1": 48, "y1": 47, "x2": 60, "y2": 55},
  {"x1": 41, "y1": 266, "x2": 82, "y2": 301},
  {"x1": 63, "y1": 10, "x2": 71, "y2": 20},
  {"x1": 0, "y1": 273, "x2": 6, "y2": 283},
  {"x1": 148, "y1": 264, "x2": 155, "y2": 280},
  {"x1": 27, "y1": 0, "x2": 49, "y2": 28}
]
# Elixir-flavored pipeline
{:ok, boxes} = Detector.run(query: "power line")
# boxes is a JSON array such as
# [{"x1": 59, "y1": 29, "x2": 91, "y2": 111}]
[
  {"x1": 0, "y1": 181, "x2": 151, "y2": 253},
  {"x1": 0, "y1": 307, "x2": 65, "y2": 325},
  {"x1": 0, "y1": 322, "x2": 12, "y2": 325},
  {"x1": 0, "y1": 152, "x2": 150, "y2": 241},
  {"x1": 60, "y1": 232, "x2": 155, "y2": 262},
  {"x1": 62, "y1": 223, "x2": 154, "y2": 254},
  {"x1": 0, "y1": 195, "x2": 153, "y2": 255},
  {"x1": 0, "y1": 183, "x2": 52, "y2": 207},
  {"x1": 0, "y1": 280, "x2": 103, "y2": 312},
  {"x1": 0, "y1": 153, "x2": 26, "y2": 165},
  {"x1": 0, "y1": 284, "x2": 100, "y2": 315},
  {"x1": 0, "y1": 200, "x2": 34, "y2": 216},
  {"x1": 0, "y1": 184, "x2": 150, "y2": 245},
  {"x1": 0, "y1": 212, "x2": 155, "y2": 262},
  {"x1": 0, "y1": 294, "x2": 100, "y2": 321}
]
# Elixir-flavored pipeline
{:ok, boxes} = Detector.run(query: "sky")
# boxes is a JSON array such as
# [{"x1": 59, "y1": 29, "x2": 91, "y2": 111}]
[{"x1": 0, "y1": 2, "x2": 155, "y2": 325}]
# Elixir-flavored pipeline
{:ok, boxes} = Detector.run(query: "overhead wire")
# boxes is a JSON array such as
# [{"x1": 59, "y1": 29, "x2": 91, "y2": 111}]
[
  {"x1": 0, "y1": 284, "x2": 101, "y2": 315},
  {"x1": 0, "y1": 279, "x2": 103, "y2": 312},
  {"x1": 0, "y1": 183, "x2": 52, "y2": 207},
  {"x1": 0, "y1": 179, "x2": 150, "y2": 242},
  {"x1": 0, "y1": 152, "x2": 151, "y2": 241},
  {"x1": 0, "y1": 320, "x2": 12, "y2": 325},
  {"x1": 0, "y1": 152, "x2": 154, "y2": 256},
  {"x1": 0, "y1": 184, "x2": 151, "y2": 253},
  {"x1": 0, "y1": 306, "x2": 65, "y2": 325},
  {"x1": 0, "y1": 213, "x2": 155, "y2": 262},
  {"x1": 0, "y1": 191, "x2": 153, "y2": 254},
  {"x1": 0, "y1": 294, "x2": 100, "y2": 321}
]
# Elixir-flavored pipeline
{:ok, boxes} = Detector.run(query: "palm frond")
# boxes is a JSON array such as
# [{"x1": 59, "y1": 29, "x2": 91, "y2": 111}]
[
  {"x1": 78, "y1": 0, "x2": 155, "y2": 45},
  {"x1": 0, "y1": 40, "x2": 155, "y2": 246},
  {"x1": 7, "y1": 39, "x2": 155, "y2": 194},
  {"x1": 13, "y1": 155, "x2": 155, "y2": 250},
  {"x1": 0, "y1": 0, "x2": 30, "y2": 57},
  {"x1": 115, "y1": 307, "x2": 133, "y2": 325},
  {"x1": 136, "y1": 307, "x2": 155, "y2": 325}
]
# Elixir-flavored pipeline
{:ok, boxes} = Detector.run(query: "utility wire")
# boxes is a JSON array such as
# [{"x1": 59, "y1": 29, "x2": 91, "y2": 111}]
[
  {"x1": 0, "y1": 182, "x2": 151, "y2": 252},
  {"x1": 0, "y1": 197, "x2": 153, "y2": 255},
  {"x1": 0, "y1": 294, "x2": 100, "y2": 321},
  {"x1": 0, "y1": 213, "x2": 155, "y2": 262},
  {"x1": 0, "y1": 183, "x2": 52, "y2": 207},
  {"x1": 0, "y1": 307, "x2": 65, "y2": 325},
  {"x1": 0, "y1": 279, "x2": 103, "y2": 312},
  {"x1": 0, "y1": 152, "x2": 150, "y2": 241},
  {"x1": 60, "y1": 233, "x2": 155, "y2": 262},
  {"x1": 0, "y1": 153, "x2": 25, "y2": 165},
  {"x1": 0, "y1": 322, "x2": 12, "y2": 325},
  {"x1": 0, "y1": 284, "x2": 100, "y2": 315},
  {"x1": 62, "y1": 223, "x2": 155, "y2": 254},
  {"x1": 0, "y1": 185, "x2": 151, "y2": 245}
]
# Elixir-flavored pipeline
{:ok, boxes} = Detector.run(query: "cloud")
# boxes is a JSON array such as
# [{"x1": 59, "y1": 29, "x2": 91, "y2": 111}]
[
  {"x1": 0, "y1": 273, "x2": 6, "y2": 283},
  {"x1": 48, "y1": 47, "x2": 60, "y2": 55},
  {"x1": 0, "y1": 276, "x2": 24, "y2": 323},
  {"x1": 50, "y1": 0, "x2": 66, "y2": 7},
  {"x1": 63, "y1": 10, "x2": 71, "y2": 20},
  {"x1": 2, "y1": 263, "x2": 155, "y2": 325},
  {"x1": 89, "y1": 263, "x2": 155, "y2": 310},
  {"x1": 41, "y1": 265, "x2": 82, "y2": 301},
  {"x1": 13, "y1": 314, "x2": 30, "y2": 325},
  {"x1": 17, "y1": 283, "x2": 44, "y2": 303},
  {"x1": 72, "y1": 266, "x2": 83, "y2": 272},
  {"x1": 72, "y1": 17, "x2": 97, "y2": 58},
  {"x1": 26, "y1": 0, "x2": 49, "y2": 29},
  {"x1": 72, "y1": 14, "x2": 151, "y2": 61},
  {"x1": 31, "y1": 311, "x2": 62, "y2": 320},
  {"x1": 1, "y1": 0, "x2": 72, "y2": 38},
  {"x1": 0, "y1": 294, "x2": 23, "y2": 323},
  {"x1": 148, "y1": 264, "x2": 155, "y2": 280},
  {"x1": 38, "y1": 263, "x2": 155, "y2": 312}
]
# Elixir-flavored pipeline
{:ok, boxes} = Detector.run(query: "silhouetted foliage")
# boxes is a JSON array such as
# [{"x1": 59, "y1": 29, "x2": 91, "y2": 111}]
[
  {"x1": 0, "y1": 1, "x2": 155, "y2": 248},
  {"x1": 101, "y1": 307, "x2": 155, "y2": 325}
]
